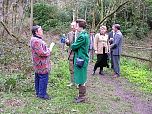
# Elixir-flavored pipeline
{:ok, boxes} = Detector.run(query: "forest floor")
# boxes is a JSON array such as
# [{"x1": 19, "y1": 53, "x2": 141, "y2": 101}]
[{"x1": 0, "y1": 63, "x2": 152, "y2": 114}]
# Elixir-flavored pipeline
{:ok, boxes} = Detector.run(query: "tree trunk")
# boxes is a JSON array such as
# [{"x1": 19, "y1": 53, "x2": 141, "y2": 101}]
[
  {"x1": 30, "y1": 0, "x2": 33, "y2": 31},
  {"x1": 13, "y1": 2, "x2": 18, "y2": 33},
  {"x1": 72, "y1": 0, "x2": 76, "y2": 21},
  {"x1": 150, "y1": 46, "x2": 152, "y2": 69},
  {"x1": 2, "y1": 0, "x2": 9, "y2": 38},
  {"x1": 0, "y1": 0, "x2": 3, "y2": 46},
  {"x1": 4, "y1": 0, "x2": 9, "y2": 24},
  {"x1": 91, "y1": 8, "x2": 95, "y2": 31},
  {"x1": 76, "y1": 1, "x2": 78, "y2": 19},
  {"x1": 100, "y1": 0, "x2": 104, "y2": 22},
  {"x1": 0, "y1": 0, "x2": 3, "y2": 21},
  {"x1": 72, "y1": 9, "x2": 75, "y2": 21},
  {"x1": 84, "y1": 6, "x2": 87, "y2": 21}
]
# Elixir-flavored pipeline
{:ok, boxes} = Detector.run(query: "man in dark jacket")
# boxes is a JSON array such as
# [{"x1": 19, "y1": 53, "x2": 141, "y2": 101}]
[
  {"x1": 110, "y1": 24, "x2": 123, "y2": 77},
  {"x1": 108, "y1": 29, "x2": 114, "y2": 69}
]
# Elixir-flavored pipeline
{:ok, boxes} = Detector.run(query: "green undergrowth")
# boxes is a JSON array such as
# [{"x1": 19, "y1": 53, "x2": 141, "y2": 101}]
[
  {"x1": 0, "y1": 46, "x2": 95, "y2": 113},
  {"x1": 0, "y1": 59, "x2": 95, "y2": 114},
  {"x1": 121, "y1": 57, "x2": 152, "y2": 92},
  {"x1": 1, "y1": 45, "x2": 152, "y2": 113}
]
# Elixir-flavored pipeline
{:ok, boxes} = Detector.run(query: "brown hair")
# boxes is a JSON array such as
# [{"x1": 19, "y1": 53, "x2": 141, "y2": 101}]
[
  {"x1": 32, "y1": 25, "x2": 41, "y2": 35},
  {"x1": 76, "y1": 19, "x2": 86, "y2": 29},
  {"x1": 114, "y1": 24, "x2": 121, "y2": 30}
]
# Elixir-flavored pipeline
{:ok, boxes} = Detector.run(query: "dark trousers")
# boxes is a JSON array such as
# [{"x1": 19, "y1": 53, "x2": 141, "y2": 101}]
[
  {"x1": 69, "y1": 59, "x2": 74, "y2": 83},
  {"x1": 112, "y1": 55, "x2": 120, "y2": 76},
  {"x1": 110, "y1": 51, "x2": 114, "y2": 69},
  {"x1": 93, "y1": 55, "x2": 103, "y2": 72},
  {"x1": 93, "y1": 54, "x2": 108, "y2": 72},
  {"x1": 35, "y1": 73, "x2": 48, "y2": 97}
]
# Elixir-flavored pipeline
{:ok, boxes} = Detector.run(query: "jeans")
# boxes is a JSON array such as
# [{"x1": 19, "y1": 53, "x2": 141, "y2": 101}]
[{"x1": 35, "y1": 73, "x2": 48, "y2": 97}]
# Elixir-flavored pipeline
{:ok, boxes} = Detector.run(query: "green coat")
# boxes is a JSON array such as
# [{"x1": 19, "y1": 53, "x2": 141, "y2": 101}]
[{"x1": 71, "y1": 30, "x2": 90, "y2": 84}]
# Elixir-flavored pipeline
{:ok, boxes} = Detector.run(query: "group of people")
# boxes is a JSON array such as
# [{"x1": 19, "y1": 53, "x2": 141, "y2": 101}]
[
  {"x1": 92, "y1": 24, "x2": 123, "y2": 77},
  {"x1": 30, "y1": 19, "x2": 123, "y2": 103}
]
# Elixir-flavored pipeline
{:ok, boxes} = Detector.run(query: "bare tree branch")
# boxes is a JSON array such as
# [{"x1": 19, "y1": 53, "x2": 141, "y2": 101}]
[
  {"x1": 95, "y1": 0, "x2": 130, "y2": 30},
  {"x1": 0, "y1": 20, "x2": 19, "y2": 42},
  {"x1": 122, "y1": 54, "x2": 152, "y2": 62}
]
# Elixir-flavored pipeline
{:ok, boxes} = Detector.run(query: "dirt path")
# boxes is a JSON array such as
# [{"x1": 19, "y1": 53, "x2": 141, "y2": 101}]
[{"x1": 86, "y1": 64, "x2": 152, "y2": 114}]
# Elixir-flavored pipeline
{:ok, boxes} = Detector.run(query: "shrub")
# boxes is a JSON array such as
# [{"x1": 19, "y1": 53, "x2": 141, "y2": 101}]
[
  {"x1": 0, "y1": 45, "x2": 70, "y2": 93},
  {"x1": 0, "y1": 73, "x2": 34, "y2": 93},
  {"x1": 33, "y1": 2, "x2": 71, "y2": 32}
]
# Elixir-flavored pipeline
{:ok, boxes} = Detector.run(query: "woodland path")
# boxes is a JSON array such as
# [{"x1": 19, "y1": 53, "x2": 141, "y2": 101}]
[{"x1": 86, "y1": 63, "x2": 152, "y2": 114}]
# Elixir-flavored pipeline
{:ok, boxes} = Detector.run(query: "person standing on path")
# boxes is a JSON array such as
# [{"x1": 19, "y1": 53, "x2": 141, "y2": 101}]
[
  {"x1": 108, "y1": 29, "x2": 115, "y2": 69},
  {"x1": 65, "y1": 21, "x2": 77, "y2": 87},
  {"x1": 110, "y1": 24, "x2": 123, "y2": 77},
  {"x1": 71, "y1": 19, "x2": 90, "y2": 103},
  {"x1": 60, "y1": 34, "x2": 66, "y2": 56},
  {"x1": 30, "y1": 25, "x2": 55, "y2": 100},
  {"x1": 89, "y1": 31, "x2": 95, "y2": 62},
  {"x1": 92, "y1": 25, "x2": 109, "y2": 76}
]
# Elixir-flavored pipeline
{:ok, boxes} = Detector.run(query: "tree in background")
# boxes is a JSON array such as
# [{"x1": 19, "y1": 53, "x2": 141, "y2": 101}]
[{"x1": 1, "y1": 0, "x2": 152, "y2": 74}]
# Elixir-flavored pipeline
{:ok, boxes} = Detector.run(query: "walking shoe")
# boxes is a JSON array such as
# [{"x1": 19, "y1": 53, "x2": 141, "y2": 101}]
[
  {"x1": 37, "y1": 94, "x2": 51, "y2": 100},
  {"x1": 74, "y1": 97, "x2": 85, "y2": 103},
  {"x1": 99, "y1": 71, "x2": 104, "y2": 76},
  {"x1": 112, "y1": 74, "x2": 119, "y2": 78}
]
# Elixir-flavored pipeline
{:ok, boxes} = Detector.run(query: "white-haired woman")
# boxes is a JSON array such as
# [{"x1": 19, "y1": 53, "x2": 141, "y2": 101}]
[{"x1": 92, "y1": 25, "x2": 109, "y2": 75}]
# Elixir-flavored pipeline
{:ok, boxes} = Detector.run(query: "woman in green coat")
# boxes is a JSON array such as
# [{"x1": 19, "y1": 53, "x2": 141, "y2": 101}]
[{"x1": 71, "y1": 19, "x2": 90, "y2": 103}]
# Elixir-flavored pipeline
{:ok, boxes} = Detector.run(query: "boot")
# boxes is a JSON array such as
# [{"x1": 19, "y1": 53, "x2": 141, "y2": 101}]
[
  {"x1": 74, "y1": 85, "x2": 86, "y2": 103},
  {"x1": 92, "y1": 65, "x2": 97, "y2": 75},
  {"x1": 99, "y1": 70, "x2": 104, "y2": 75},
  {"x1": 99, "y1": 67, "x2": 104, "y2": 75}
]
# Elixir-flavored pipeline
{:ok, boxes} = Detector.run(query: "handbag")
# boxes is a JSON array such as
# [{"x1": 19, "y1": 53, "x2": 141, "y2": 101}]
[{"x1": 76, "y1": 57, "x2": 85, "y2": 68}]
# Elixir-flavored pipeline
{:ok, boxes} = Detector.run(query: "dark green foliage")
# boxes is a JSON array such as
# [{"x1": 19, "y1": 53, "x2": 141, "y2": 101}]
[
  {"x1": 31, "y1": 1, "x2": 152, "y2": 38},
  {"x1": 33, "y1": 2, "x2": 71, "y2": 32},
  {"x1": 146, "y1": 0, "x2": 152, "y2": 29},
  {"x1": 115, "y1": 7, "x2": 150, "y2": 39},
  {"x1": 57, "y1": 10, "x2": 71, "y2": 22}
]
